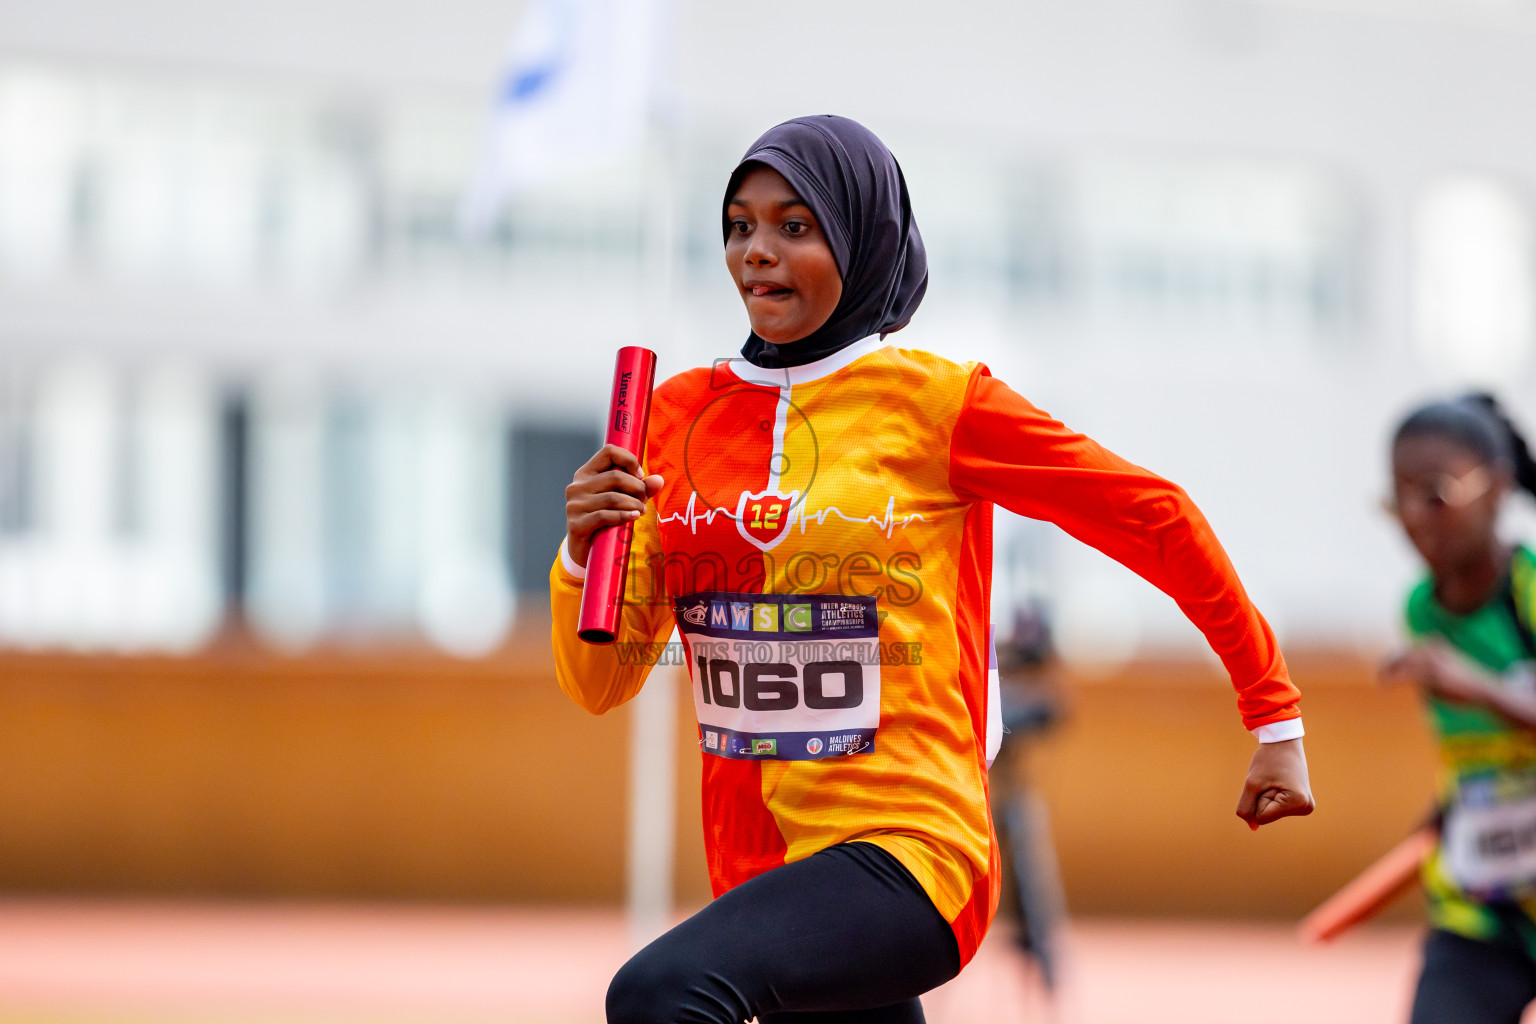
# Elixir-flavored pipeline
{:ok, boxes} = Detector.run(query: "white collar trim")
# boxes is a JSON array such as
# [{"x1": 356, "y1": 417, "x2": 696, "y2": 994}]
[{"x1": 727, "y1": 335, "x2": 886, "y2": 389}]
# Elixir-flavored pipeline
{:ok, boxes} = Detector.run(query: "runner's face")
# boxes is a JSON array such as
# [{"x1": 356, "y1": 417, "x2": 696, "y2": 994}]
[
  {"x1": 1390, "y1": 435, "x2": 1506, "y2": 575},
  {"x1": 725, "y1": 166, "x2": 843, "y2": 346}
]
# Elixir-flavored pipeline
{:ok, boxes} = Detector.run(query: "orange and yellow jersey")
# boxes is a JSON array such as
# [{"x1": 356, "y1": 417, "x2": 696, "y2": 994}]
[{"x1": 550, "y1": 336, "x2": 1302, "y2": 965}]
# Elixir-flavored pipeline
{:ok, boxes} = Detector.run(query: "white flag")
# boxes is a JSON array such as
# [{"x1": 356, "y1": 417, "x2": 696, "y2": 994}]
[{"x1": 460, "y1": 0, "x2": 669, "y2": 234}]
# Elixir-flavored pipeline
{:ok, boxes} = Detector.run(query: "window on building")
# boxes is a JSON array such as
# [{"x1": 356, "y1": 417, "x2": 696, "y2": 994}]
[
  {"x1": 509, "y1": 424, "x2": 602, "y2": 602},
  {"x1": 1414, "y1": 175, "x2": 1536, "y2": 380}
]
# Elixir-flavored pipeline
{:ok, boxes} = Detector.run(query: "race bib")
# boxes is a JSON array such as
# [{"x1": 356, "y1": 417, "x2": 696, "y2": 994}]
[
  {"x1": 674, "y1": 591, "x2": 881, "y2": 761},
  {"x1": 1443, "y1": 770, "x2": 1536, "y2": 899}
]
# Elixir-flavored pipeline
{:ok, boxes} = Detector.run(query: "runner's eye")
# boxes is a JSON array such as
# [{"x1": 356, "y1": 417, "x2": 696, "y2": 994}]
[{"x1": 730, "y1": 218, "x2": 750, "y2": 235}]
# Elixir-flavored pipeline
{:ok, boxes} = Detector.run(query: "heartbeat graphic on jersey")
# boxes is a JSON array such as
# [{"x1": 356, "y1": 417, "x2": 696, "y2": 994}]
[
  {"x1": 795, "y1": 495, "x2": 928, "y2": 537},
  {"x1": 660, "y1": 491, "x2": 928, "y2": 545}
]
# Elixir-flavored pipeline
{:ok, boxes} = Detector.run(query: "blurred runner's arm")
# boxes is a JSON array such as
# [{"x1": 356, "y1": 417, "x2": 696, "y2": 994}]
[{"x1": 1383, "y1": 641, "x2": 1536, "y2": 730}]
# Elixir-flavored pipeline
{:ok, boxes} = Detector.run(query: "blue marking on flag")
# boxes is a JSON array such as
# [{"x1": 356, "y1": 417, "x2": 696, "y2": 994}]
[{"x1": 504, "y1": 61, "x2": 561, "y2": 102}]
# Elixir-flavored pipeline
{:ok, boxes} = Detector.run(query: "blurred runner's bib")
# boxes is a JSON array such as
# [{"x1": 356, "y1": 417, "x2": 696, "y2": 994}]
[
  {"x1": 676, "y1": 591, "x2": 880, "y2": 761},
  {"x1": 1443, "y1": 768, "x2": 1536, "y2": 900}
]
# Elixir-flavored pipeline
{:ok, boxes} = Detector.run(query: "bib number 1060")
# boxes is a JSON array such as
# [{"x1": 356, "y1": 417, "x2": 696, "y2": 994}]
[{"x1": 694, "y1": 656, "x2": 863, "y2": 711}]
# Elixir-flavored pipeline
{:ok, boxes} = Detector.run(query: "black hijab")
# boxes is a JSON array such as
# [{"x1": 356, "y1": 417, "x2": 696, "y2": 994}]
[{"x1": 722, "y1": 115, "x2": 928, "y2": 369}]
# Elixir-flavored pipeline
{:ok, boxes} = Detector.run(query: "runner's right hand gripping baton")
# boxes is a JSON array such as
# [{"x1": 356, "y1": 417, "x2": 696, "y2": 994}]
[{"x1": 577, "y1": 346, "x2": 658, "y2": 645}]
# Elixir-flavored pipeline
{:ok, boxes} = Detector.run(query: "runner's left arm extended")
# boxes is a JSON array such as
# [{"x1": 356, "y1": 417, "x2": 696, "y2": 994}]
[{"x1": 948, "y1": 367, "x2": 1301, "y2": 736}]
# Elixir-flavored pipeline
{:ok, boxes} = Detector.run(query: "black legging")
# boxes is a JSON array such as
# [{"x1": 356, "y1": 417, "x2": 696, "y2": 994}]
[
  {"x1": 1411, "y1": 928, "x2": 1536, "y2": 1024},
  {"x1": 606, "y1": 841, "x2": 963, "y2": 1024}
]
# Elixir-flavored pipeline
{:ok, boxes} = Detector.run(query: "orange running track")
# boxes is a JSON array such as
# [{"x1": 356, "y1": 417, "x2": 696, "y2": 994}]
[{"x1": 0, "y1": 900, "x2": 1461, "y2": 1023}]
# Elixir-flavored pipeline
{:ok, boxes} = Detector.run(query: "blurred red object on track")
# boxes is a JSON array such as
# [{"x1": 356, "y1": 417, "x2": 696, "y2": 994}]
[{"x1": 1299, "y1": 826, "x2": 1436, "y2": 944}]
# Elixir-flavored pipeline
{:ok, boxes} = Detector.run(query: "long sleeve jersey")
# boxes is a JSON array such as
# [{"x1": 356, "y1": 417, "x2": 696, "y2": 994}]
[
  {"x1": 550, "y1": 337, "x2": 1302, "y2": 965},
  {"x1": 1406, "y1": 545, "x2": 1536, "y2": 951}
]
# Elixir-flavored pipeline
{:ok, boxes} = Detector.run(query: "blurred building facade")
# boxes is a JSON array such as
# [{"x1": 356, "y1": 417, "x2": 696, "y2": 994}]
[
  {"x1": 4, "y1": 0, "x2": 1536, "y2": 912},
  {"x1": 5, "y1": 1, "x2": 1536, "y2": 664}
]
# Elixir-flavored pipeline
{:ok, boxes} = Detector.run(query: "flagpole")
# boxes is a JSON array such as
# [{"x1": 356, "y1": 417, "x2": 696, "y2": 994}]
[
  {"x1": 624, "y1": 103, "x2": 680, "y2": 953},
  {"x1": 464, "y1": 0, "x2": 683, "y2": 952}
]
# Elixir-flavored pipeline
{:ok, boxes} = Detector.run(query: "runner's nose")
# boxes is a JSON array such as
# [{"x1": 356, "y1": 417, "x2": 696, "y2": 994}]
[{"x1": 744, "y1": 234, "x2": 776, "y2": 266}]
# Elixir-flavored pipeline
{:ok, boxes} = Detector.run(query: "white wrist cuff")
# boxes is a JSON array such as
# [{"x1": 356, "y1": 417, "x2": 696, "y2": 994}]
[
  {"x1": 1251, "y1": 718, "x2": 1305, "y2": 744},
  {"x1": 559, "y1": 539, "x2": 587, "y2": 580}
]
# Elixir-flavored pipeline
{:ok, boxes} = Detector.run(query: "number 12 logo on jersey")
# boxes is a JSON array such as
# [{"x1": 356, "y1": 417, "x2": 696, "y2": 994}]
[{"x1": 735, "y1": 489, "x2": 800, "y2": 552}]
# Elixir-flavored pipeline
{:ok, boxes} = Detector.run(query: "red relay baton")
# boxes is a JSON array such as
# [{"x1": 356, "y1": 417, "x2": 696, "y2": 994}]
[
  {"x1": 577, "y1": 346, "x2": 658, "y2": 645},
  {"x1": 1298, "y1": 825, "x2": 1435, "y2": 943}
]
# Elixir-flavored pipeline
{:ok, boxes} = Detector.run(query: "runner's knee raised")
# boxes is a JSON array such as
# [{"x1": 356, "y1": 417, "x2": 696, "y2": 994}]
[{"x1": 606, "y1": 947, "x2": 737, "y2": 1024}]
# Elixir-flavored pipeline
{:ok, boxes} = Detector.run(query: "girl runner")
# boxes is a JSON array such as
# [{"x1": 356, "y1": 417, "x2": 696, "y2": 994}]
[
  {"x1": 552, "y1": 115, "x2": 1314, "y2": 1024},
  {"x1": 1381, "y1": 395, "x2": 1536, "y2": 1024}
]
